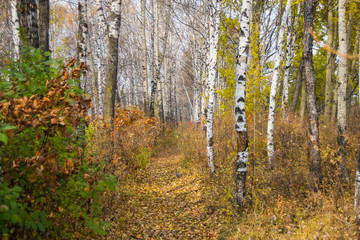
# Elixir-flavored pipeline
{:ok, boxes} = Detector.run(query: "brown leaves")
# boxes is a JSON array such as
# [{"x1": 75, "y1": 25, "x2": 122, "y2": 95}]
[
  {"x1": 0, "y1": 58, "x2": 92, "y2": 189},
  {"x1": 0, "y1": 58, "x2": 91, "y2": 131}
]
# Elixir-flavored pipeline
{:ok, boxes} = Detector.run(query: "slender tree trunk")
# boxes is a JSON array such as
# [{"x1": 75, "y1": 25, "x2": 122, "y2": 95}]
[
  {"x1": 192, "y1": 31, "x2": 202, "y2": 124},
  {"x1": 337, "y1": 0, "x2": 349, "y2": 181},
  {"x1": 290, "y1": 57, "x2": 304, "y2": 113},
  {"x1": 282, "y1": 2, "x2": 301, "y2": 113},
  {"x1": 300, "y1": 79, "x2": 306, "y2": 120},
  {"x1": 303, "y1": 0, "x2": 322, "y2": 191},
  {"x1": 11, "y1": 0, "x2": 20, "y2": 59},
  {"x1": 346, "y1": 14, "x2": 354, "y2": 118},
  {"x1": 149, "y1": 0, "x2": 159, "y2": 117},
  {"x1": 234, "y1": 0, "x2": 251, "y2": 207},
  {"x1": 141, "y1": 0, "x2": 149, "y2": 113},
  {"x1": 324, "y1": 6, "x2": 334, "y2": 121},
  {"x1": 267, "y1": 0, "x2": 291, "y2": 169},
  {"x1": 103, "y1": 0, "x2": 122, "y2": 120},
  {"x1": 150, "y1": 0, "x2": 170, "y2": 118},
  {"x1": 96, "y1": 0, "x2": 108, "y2": 35},
  {"x1": 206, "y1": 0, "x2": 221, "y2": 175},
  {"x1": 17, "y1": 0, "x2": 39, "y2": 49},
  {"x1": 38, "y1": 0, "x2": 49, "y2": 53},
  {"x1": 77, "y1": 0, "x2": 88, "y2": 91},
  {"x1": 87, "y1": 35, "x2": 99, "y2": 116},
  {"x1": 331, "y1": 21, "x2": 339, "y2": 121}
]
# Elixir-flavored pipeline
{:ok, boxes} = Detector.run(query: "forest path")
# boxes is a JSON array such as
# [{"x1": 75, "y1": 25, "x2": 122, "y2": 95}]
[{"x1": 107, "y1": 150, "x2": 223, "y2": 239}]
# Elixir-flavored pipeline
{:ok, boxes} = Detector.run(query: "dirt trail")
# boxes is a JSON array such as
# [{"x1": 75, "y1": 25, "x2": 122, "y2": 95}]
[{"x1": 108, "y1": 151, "x2": 223, "y2": 239}]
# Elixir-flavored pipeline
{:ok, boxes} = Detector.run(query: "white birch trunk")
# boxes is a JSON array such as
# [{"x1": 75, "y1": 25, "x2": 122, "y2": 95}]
[
  {"x1": 11, "y1": 0, "x2": 20, "y2": 60},
  {"x1": 192, "y1": 32, "x2": 202, "y2": 124},
  {"x1": 77, "y1": 0, "x2": 88, "y2": 91},
  {"x1": 282, "y1": 2, "x2": 301, "y2": 111},
  {"x1": 267, "y1": 0, "x2": 291, "y2": 169},
  {"x1": 337, "y1": 0, "x2": 349, "y2": 181},
  {"x1": 141, "y1": 0, "x2": 148, "y2": 112},
  {"x1": 234, "y1": 0, "x2": 251, "y2": 207},
  {"x1": 206, "y1": 0, "x2": 221, "y2": 174},
  {"x1": 96, "y1": 0, "x2": 108, "y2": 35}
]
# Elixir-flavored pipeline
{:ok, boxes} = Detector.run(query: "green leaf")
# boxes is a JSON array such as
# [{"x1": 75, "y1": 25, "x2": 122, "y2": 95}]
[
  {"x1": 0, "y1": 133, "x2": 8, "y2": 144},
  {"x1": 32, "y1": 210, "x2": 39, "y2": 220},
  {"x1": 38, "y1": 222, "x2": 45, "y2": 232}
]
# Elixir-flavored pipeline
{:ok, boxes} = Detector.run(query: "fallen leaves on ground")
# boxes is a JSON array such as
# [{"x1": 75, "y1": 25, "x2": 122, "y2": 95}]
[{"x1": 106, "y1": 152, "x2": 227, "y2": 239}]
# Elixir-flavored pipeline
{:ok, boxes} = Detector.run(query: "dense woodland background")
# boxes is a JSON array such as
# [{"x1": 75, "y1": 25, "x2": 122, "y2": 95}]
[{"x1": 1, "y1": 0, "x2": 360, "y2": 239}]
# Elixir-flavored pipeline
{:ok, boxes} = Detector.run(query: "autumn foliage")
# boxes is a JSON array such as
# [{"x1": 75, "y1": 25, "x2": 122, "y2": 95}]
[{"x1": 0, "y1": 46, "x2": 115, "y2": 238}]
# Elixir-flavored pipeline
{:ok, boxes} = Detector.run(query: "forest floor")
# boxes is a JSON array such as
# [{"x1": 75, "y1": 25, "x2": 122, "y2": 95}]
[{"x1": 107, "y1": 148, "x2": 232, "y2": 239}]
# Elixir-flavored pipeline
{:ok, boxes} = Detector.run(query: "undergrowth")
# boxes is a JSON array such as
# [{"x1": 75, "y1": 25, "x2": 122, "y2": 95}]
[{"x1": 178, "y1": 110, "x2": 360, "y2": 239}]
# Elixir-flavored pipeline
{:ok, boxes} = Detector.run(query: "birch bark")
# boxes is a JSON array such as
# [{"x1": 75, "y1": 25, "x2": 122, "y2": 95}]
[
  {"x1": 11, "y1": 0, "x2": 20, "y2": 59},
  {"x1": 337, "y1": 0, "x2": 349, "y2": 181},
  {"x1": 141, "y1": 0, "x2": 149, "y2": 113},
  {"x1": 77, "y1": 0, "x2": 88, "y2": 91},
  {"x1": 267, "y1": 0, "x2": 291, "y2": 169},
  {"x1": 282, "y1": 2, "x2": 301, "y2": 112},
  {"x1": 234, "y1": 0, "x2": 251, "y2": 207},
  {"x1": 206, "y1": 0, "x2": 221, "y2": 175},
  {"x1": 103, "y1": 0, "x2": 122, "y2": 119}
]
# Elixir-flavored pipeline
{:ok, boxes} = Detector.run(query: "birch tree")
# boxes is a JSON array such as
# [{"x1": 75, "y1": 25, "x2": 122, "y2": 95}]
[
  {"x1": 11, "y1": 0, "x2": 20, "y2": 59},
  {"x1": 303, "y1": 0, "x2": 322, "y2": 191},
  {"x1": 337, "y1": 0, "x2": 349, "y2": 181},
  {"x1": 234, "y1": 0, "x2": 251, "y2": 207},
  {"x1": 267, "y1": 0, "x2": 291, "y2": 169},
  {"x1": 103, "y1": 0, "x2": 122, "y2": 119},
  {"x1": 282, "y1": 2, "x2": 301, "y2": 112},
  {"x1": 77, "y1": 0, "x2": 88, "y2": 91},
  {"x1": 206, "y1": 0, "x2": 221, "y2": 174},
  {"x1": 141, "y1": 0, "x2": 149, "y2": 113}
]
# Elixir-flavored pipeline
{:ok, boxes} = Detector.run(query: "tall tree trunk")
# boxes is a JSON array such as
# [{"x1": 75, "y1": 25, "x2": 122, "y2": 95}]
[
  {"x1": 234, "y1": 0, "x2": 251, "y2": 207},
  {"x1": 206, "y1": 0, "x2": 221, "y2": 175},
  {"x1": 337, "y1": 0, "x2": 349, "y2": 181},
  {"x1": 331, "y1": 21, "x2": 339, "y2": 121},
  {"x1": 38, "y1": 0, "x2": 49, "y2": 53},
  {"x1": 103, "y1": 0, "x2": 122, "y2": 120},
  {"x1": 17, "y1": 0, "x2": 39, "y2": 49},
  {"x1": 150, "y1": 0, "x2": 171, "y2": 118},
  {"x1": 267, "y1": 0, "x2": 291, "y2": 169},
  {"x1": 192, "y1": 31, "x2": 202, "y2": 124},
  {"x1": 300, "y1": 79, "x2": 306, "y2": 120},
  {"x1": 77, "y1": 0, "x2": 88, "y2": 91},
  {"x1": 282, "y1": 2, "x2": 301, "y2": 113},
  {"x1": 149, "y1": 0, "x2": 159, "y2": 117},
  {"x1": 303, "y1": 0, "x2": 322, "y2": 191},
  {"x1": 141, "y1": 0, "x2": 149, "y2": 113},
  {"x1": 324, "y1": 5, "x2": 334, "y2": 121},
  {"x1": 290, "y1": 57, "x2": 304, "y2": 113},
  {"x1": 11, "y1": 0, "x2": 20, "y2": 59},
  {"x1": 346, "y1": 14, "x2": 354, "y2": 118},
  {"x1": 87, "y1": 35, "x2": 99, "y2": 116}
]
